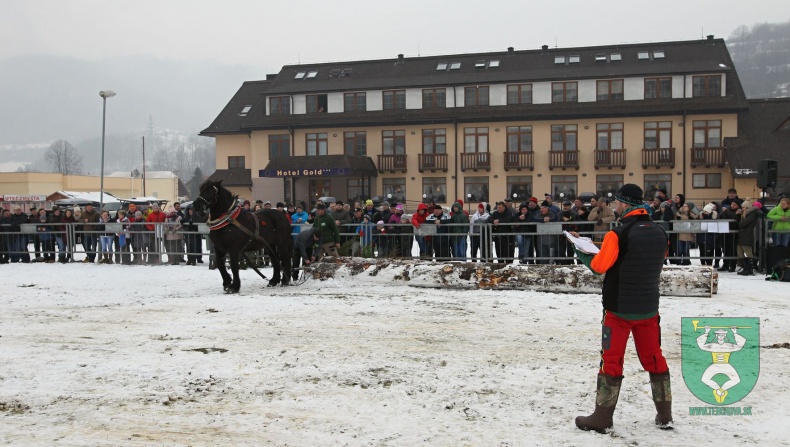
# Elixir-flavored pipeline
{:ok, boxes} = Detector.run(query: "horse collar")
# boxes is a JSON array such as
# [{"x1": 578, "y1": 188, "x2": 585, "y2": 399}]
[{"x1": 207, "y1": 199, "x2": 241, "y2": 231}]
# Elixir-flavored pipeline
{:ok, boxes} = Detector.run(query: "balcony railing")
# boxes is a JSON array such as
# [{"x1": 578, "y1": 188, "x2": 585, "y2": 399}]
[
  {"x1": 377, "y1": 154, "x2": 407, "y2": 172},
  {"x1": 548, "y1": 150, "x2": 580, "y2": 170},
  {"x1": 594, "y1": 149, "x2": 627, "y2": 169},
  {"x1": 642, "y1": 147, "x2": 676, "y2": 169},
  {"x1": 460, "y1": 152, "x2": 490, "y2": 172},
  {"x1": 691, "y1": 147, "x2": 726, "y2": 168},
  {"x1": 503, "y1": 151, "x2": 534, "y2": 171},
  {"x1": 418, "y1": 153, "x2": 448, "y2": 172}
]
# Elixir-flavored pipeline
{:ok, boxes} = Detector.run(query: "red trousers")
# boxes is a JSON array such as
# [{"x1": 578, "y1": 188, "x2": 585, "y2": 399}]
[{"x1": 599, "y1": 310, "x2": 669, "y2": 377}]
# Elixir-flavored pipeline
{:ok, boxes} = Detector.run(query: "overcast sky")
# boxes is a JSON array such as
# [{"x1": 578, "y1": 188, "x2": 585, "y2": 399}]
[{"x1": 2, "y1": 0, "x2": 786, "y2": 72}]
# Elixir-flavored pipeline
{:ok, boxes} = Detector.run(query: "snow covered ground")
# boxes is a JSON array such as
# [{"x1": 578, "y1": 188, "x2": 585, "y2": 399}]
[{"x1": 1, "y1": 261, "x2": 788, "y2": 447}]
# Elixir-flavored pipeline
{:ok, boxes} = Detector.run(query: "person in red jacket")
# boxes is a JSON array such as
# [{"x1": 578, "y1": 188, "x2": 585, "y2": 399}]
[
  {"x1": 411, "y1": 202, "x2": 430, "y2": 258},
  {"x1": 145, "y1": 203, "x2": 166, "y2": 264}
]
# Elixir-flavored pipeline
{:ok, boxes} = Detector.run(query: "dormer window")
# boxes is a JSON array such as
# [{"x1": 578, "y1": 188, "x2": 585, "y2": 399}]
[
  {"x1": 555, "y1": 56, "x2": 566, "y2": 64},
  {"x1": 340, "y1": 68, "x2": 352, "y2": 77},
  {"x1": 436, "y1": 63, "x2": 448, "y2": 71},
  {"x1": 450, "y1": 62, "x2": 461, "y2": 70},
  {"x1": 306, "y1": 71, "x2": 318, "y2": 79},
  {"x1": 653, "y1": 50, "x2": 665, "y2": 59},
  {"x1": 610, "y1": 53, "x2": 622, "y2": 61},
  {"x1": 569, "y1": 55, "x2": 580, "y2": 64},
  {"x1": 638, "y1": 51, "x2": 649, "y2": 60},
  {"x1": 294, "y1": 72, "x2": 306, "y2": 79}
]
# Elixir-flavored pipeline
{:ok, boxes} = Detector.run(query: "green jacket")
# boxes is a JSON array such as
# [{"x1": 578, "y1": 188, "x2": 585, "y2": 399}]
[
  {"x1": 313, "y1": 212, "x2": 340, "y2": 245},
  {"x1": 767, "y1": 205, "x2": 790, "y2": 232}
]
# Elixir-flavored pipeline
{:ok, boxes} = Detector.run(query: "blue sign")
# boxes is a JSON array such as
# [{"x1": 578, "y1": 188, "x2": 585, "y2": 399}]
[{"x1": 259, "y1": 168, "x2": 351, "y2": 178}]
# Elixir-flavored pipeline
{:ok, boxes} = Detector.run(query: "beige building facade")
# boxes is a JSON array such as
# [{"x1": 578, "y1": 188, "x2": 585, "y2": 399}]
[{"x1": 204, "y1": 37, "x2": 758, "y2": 210}]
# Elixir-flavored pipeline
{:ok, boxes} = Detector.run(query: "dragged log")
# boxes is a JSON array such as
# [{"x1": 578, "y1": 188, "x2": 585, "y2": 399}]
[{"x1": 310, "y1": 257, "x2": 718, "y2": 297}]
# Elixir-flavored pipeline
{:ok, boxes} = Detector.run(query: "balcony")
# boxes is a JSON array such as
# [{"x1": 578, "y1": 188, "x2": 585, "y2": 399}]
[
  {"x1": 642, "y1": 147, "x2": 676, "y2": 169},
  {"x1": 594, "y1": 149, "x2": 627, "y2": 169},
  {"x1": 460, "y1": 152, "x2": 490, "y2": 172},
  {"x1": 691, "y1": 147, "x2": 726, "y2": 168},
  {"x1": 503, "y1": 151, "x2": 534, "y2": 171},
  {"x1": 418, "y1": 153, "x2": 448, "y2": 172},
  {"x1": 377, "y1": 154, "x2": 407, "y2": 172},
  {"x1": 548, "y1": 150, "x2": 580, "y2": 170}
]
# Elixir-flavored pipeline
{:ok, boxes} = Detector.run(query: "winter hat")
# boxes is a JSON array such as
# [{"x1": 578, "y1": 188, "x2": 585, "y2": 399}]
[
  {"x1": 135, "y1": 211, "x2": 143, "y2": 218},
  {"x1": 276, "y1": 202, "x2": 284, "y2": 208},
  {"x1": 243, "y1": 200, "x2": 251, "y2": 206},
  {"x1": 741, "y1": 200, "x2": 752, "y2": 209},
  {"x1": 478, "y1": 203, "x2": 485, "y2": 210},
  {"x1": 529, "y1": 197, "x2": 538, "y2": 204},
  {"x1": 365, "y1": 199, "x2": 374, "y2": 205},
  {"x1": 152, "y1": 203, "x2": 160, "y2": 210},
  {"x1": 315, "y1": 203, "x2": 326, "y2": 210},
  {"x1": 377, "y1": 220, "x2": 385, "y2": 225},
  {"x1": 614, "y1": 184, "x2": 644, "y2": 206},
  {"x1": 703, "y1": 204, "x2": 715, "y2": 214},
  {"x1": 382, "y1": 201, "x2": 390, "y2": 207},
  {"x1": 395, "y1": 204, "x2": 404, "y2": 212},
  {"x1": 752, "y1": 201, "x2": 763, "y2": 210}
]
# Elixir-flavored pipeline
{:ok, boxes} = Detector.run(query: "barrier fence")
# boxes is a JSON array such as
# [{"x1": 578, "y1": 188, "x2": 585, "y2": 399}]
[{"x1": 0, "y1": 220, "x2": 787, "y2": 268}]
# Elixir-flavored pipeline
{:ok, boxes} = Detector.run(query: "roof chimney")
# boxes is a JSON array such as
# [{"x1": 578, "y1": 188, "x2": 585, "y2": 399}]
[
  {"x1": 507, "y1": 47, "x2": 514, "y2": 54},
  {"x1": 397, "y1": 54, "x2": 404, "y2": 63},
  {"x1": 541, "y1": 45, "x2": 549, "y2": 52},
  {"x1": 706, "y1": 34, "x2": 714, "y2": 43}
]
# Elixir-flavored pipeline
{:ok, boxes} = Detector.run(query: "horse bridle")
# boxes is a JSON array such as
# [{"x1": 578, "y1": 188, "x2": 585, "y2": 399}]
[{"x1": 195, "y1": 186, "x2": 218, "y2": 210}]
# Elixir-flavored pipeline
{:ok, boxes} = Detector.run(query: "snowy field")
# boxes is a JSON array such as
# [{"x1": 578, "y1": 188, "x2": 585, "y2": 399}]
[{"x1": 1, "y1": 261, "x2": 788, "y2": 447}]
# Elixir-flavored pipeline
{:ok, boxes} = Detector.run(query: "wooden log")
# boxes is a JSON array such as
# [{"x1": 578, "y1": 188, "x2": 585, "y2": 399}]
[{"x1": 309, "y1": 257, "x2": 718, "y2": 297}]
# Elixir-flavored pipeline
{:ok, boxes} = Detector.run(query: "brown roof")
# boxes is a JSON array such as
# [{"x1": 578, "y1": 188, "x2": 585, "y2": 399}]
[
  {"x1": 725, "y1": 98, "x2": 790, "y2": 178},
  {"x1": 206, "y1": 168, "x2": 252, "y2": 187}
]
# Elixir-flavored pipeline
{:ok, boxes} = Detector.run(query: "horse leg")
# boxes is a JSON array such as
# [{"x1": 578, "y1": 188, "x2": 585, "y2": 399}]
[
  {"x1": 267, "y1": 248, "x2": 281, "y2": 287},
  {"x1": 280, "y1": 244, "x2": 292, "y2": 286},
  {"x1": 215, "y1": 249, "x2": 232, "y2": 290},
  {"x1": 227, "y1": 253, "x2": 241, "y2": 293}
]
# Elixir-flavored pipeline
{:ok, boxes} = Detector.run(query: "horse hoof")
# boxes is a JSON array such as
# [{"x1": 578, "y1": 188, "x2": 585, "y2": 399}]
[{"x1": 224, "y1": 287, "x2": 239, "y2": 294}]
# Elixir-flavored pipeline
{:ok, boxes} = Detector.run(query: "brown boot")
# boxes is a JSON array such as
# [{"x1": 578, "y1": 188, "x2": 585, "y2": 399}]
[
  {"x1": 650, "y1": 372, "x2": 673, "y2": 429},
  {"x1": 575, "y1": 374, "x2": 622, "y2": 433}
]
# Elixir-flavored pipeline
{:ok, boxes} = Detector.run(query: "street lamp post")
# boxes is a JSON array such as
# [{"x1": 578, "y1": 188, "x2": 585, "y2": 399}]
[
  {"x1": 99, "y1": 90, "x2": 116, "y2": 211},
  {"x1": 467, "y1": 193, "x2": 472, "y2": 213}
]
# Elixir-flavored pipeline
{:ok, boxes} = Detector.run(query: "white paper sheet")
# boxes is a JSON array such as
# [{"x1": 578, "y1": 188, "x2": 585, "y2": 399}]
[{"x1": 563, "y1": 231, "x2": 600, "y2": 254}]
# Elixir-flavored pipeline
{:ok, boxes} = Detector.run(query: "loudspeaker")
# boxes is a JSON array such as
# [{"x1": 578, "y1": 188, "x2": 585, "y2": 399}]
[{"x1": 757, "y1": 159, "x2": 778, "y2": 189}]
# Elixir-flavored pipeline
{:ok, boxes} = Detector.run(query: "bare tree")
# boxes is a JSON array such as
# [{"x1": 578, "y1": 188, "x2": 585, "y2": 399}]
[{"x1": 45, "y1": 140, "x2": 83, "y2": 175}]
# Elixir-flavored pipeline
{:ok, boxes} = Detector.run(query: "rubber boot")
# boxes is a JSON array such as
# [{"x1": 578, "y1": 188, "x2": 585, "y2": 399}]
[
  {"x1": 650, "y1": 372, "x2": 673, "y2": 429},
  {"x1": 106, "y1": 253, "x2": 113, "y2": 264},
  {"x1": 575, "y1": 374, "x2": 622, "y2": 433},
  {"x1": 737, "y1": 258, "x2": 753, "y2": 276}
]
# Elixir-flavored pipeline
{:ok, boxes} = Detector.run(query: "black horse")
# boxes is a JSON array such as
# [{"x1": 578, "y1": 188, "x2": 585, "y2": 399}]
[{"x1": 193, "y1": 180, "x2": 292, "y2": 292}]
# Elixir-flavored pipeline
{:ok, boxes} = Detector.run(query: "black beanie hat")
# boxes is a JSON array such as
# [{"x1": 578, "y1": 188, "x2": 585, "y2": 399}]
[{"x1": 615, "y1": 184, "x2": 644, "y2": 206}]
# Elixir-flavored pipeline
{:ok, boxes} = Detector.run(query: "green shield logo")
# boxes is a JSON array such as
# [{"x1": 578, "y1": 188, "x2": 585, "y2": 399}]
[{"x1": 681, "y1": 317, "x2": 760, "y2": 405}]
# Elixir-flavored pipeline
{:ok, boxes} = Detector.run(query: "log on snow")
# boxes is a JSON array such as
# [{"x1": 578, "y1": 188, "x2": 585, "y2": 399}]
[{"x1": 309, "y1": 257, "x2": 717, "y2": 297}]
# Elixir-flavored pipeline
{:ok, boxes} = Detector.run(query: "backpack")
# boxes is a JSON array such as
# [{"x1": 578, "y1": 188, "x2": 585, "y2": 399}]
[{"x1": 768, "y1": 258, "x2": 790, "y2": 282}]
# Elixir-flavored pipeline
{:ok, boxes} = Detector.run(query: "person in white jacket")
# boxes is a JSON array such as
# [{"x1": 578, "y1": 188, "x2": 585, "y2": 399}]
[{"x1": 469, "y1": 202, "x2": 490, "y2": 261}]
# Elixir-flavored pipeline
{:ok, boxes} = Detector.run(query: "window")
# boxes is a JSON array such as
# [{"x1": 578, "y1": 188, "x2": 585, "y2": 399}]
[
  {"x1": 228, "y1": 156, "x2": 245, "y2": 169},
  {"x1": 269, "y1": 96, "x2": 290, "y2": 115},
  {"x1": 309, "y1": 179, "x2": 330, "y2": 206},
  {"x1": 340, "y1": 68, "x2": 352, "y2": 77},
  {"x1": 693, "y1": 75, "x2": 721, "y2": 97},
  {"x1": 344, "y1": 92, "x2": 366, "y2": 112},
  {"x1": 383, "y1": 178, "x2": 406, "y2": 203},
  {"x1": 306, "y1": 133, "x2": 328, "y2": 156},
  {"x1": 488, "y1": 60, "x2": 500, "y2": 68},
  {"x1": 465, "y1": 86, "x2": 489, "y2": 106},
  {"x1": 422, "y1": 129, "x2": 446, "y2": 154},
  {"x1": 610, "y1": 53, "x2": 622, "y2": 61},
  {"x1": 693, "y1": 173, "x2": 722, "y2": 188},
  {"x1": 551, "y1": 175, "x2": 577, "y2": 200},
  {"x1": 268, "y1": 135, "x2": 290, "y2": 159},
  {"x1": 305, "y1": 71, "x2": 318, "y2": 79},
  {"x1": 595, "y1": 54, "x2": 607, "y2": 62},
  {"x1": 693, "y1": 120, "x2": 722, "y2": 148},
  {"x1": 450, "y1": 62, "x2": 461, "y2": 70},
  {"x1": 382, "y1": 130, "x2": 405, "y2": 155},
  {"x1": 436, "y1": 63, "x2": 448, "y2": 71},
  {"x1": 551, "y1": 124, "x2": 577, "y2": 151},
  {"x1": 347, "y1": 178, "x2": 364, "y2": 204},
  {"x1": 507, "y1": 176, "x2": 532, "y2": 201},
  {"x1": 464, "y1": 177, "x2": 489, "y2": 203},
  {"x1": 464, "y1": 127, "x2": 489, "y2": 153},
  {"x1": 569, "y1": 55, "x2": 580, "y2": 63},
  {"x1": 306, "y1": 94, "x2": 328, "y2": 113},
  {"x1": 644, "y1": 122, "x2": 672, "y2": 149},
  {"x1": 383, "y1": 90, "x2": 406, "y2": 110},
  {"x1": 507, "y1": 84, "x2": 532, "y2": 105},
  {"x1": 344, "y1": 131, "x2": 367, "y2": 156},
  {"x1": 644, "y1": 174, "x2": 672, "y2": 199},
  {"x1": 596, "y1": 175, "x2": 624, "y2": 198},
  {"x1": 653, "y1": 50, "x2": 665, "y2": 59},
  {"x1": 555, "y1": 56, "x2": 566, "y2": 64},
  {"x1": 422, "y1": 88, "x2": 446, "y2": 109},
  {"x1": 423, "y1": 177, "x2": 447, "y2": 203},
  {"x1": 596, "y1": 123, "x2": 624, "y2": 150},
  {"x1": 475, "y1": 60, "x2": 486, "y2": 68},
  {"x1": 597, "y1": 80, "x2": 624, "y2": 101},
  {"x1": 645, "y1": 77, "x2": 672, "y2": 99},
  {"x1": 506, "y1": 126, "x2": 532, "y2": 152},
  {"x1": 294, "y1": 72, "x2": 306, "y2": 79},
  {"x1": 638, "y1": 51, "x2": 649, "y2": 60},
  {"x1": 552, "y1": 82, "x2": 578, "y2": 103},
  {"x1": 239, "y1": 105, "x2": 252, "y2": 116}
]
